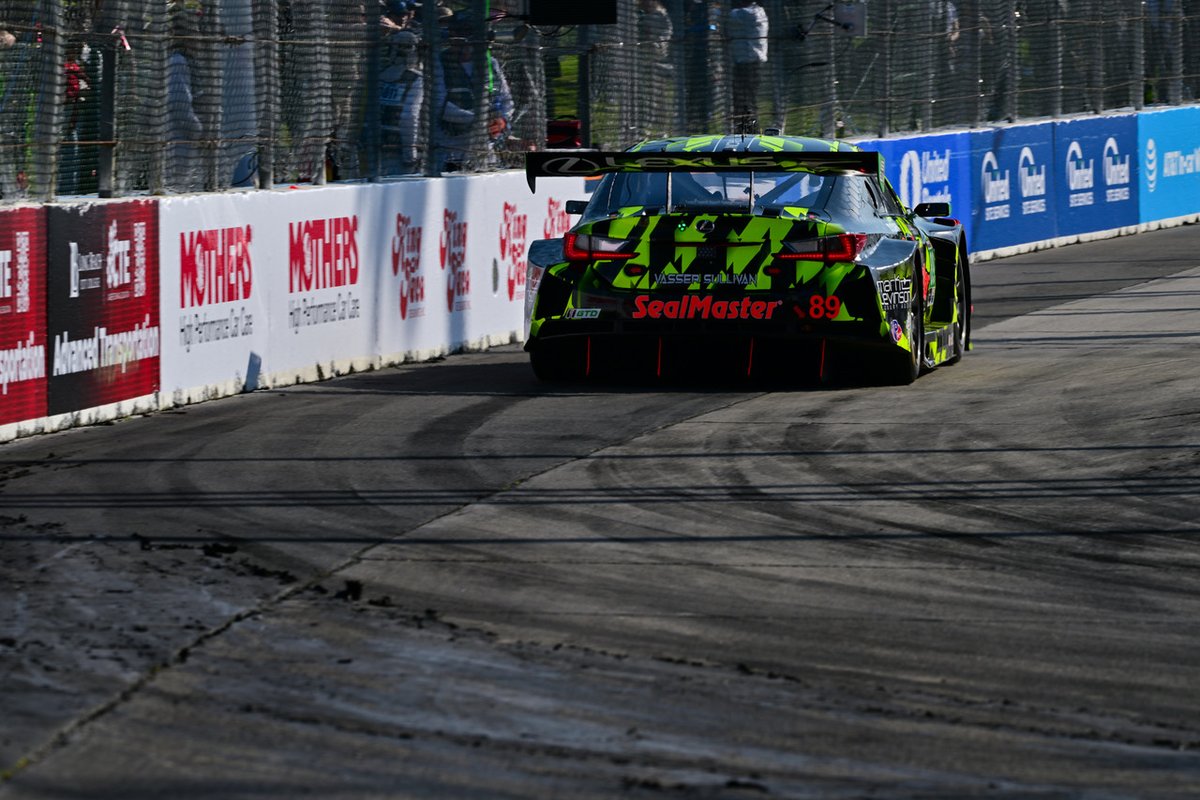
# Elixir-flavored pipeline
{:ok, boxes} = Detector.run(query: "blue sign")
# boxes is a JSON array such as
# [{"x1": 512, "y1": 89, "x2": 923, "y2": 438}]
[
  {"x1": 1053, "y1": 116, "x2": 1138, "y2": 237},
  {"x1": 968, "y1": 123, "x2": 1057, "y2": 252},
  {"x1": 858, "y1": 133, "x2": 972, "y2": 221},
  {"x1": 1138, "y1": 106, "x2": 1200, "y2": 224}
]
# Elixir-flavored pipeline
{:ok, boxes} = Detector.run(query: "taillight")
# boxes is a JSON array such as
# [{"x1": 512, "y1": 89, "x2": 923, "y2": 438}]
[
  {"x1": 779, "y1": 233, "x2": 867, "y2": 262},
  {"x1": 563, "y1": 232, "x2": 635, "y2": 261}
]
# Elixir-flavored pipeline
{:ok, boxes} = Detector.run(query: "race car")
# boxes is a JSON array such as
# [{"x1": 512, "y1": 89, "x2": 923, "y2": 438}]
[{"x1": 523, "y1": 134, "x2": 970, "y2": 385}]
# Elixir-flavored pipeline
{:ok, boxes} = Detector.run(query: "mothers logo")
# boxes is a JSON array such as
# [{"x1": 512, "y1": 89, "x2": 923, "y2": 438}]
[
  {"x1": 180, "y1": 225, "x2": 253, "y2": 308},
  {"x1": 288, "y1": 216, "x2": 359, "y2": 293}
]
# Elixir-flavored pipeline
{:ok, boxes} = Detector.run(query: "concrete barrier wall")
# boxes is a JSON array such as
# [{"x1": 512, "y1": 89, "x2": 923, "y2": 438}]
[
  {"x1": 2, "y1": 173, "x2": 585, "y2": 442},
  {"x1": 3, "y1": 104, "x2": 1199, "y2": 442}
]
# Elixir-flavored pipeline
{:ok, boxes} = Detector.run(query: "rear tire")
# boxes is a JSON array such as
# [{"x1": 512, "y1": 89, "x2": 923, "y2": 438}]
[
  {"x1": 885, "y1": 293, "x2": 923, "y2": 386},
  {"x1": 947, "y1": 255, "x2": 967, "y2": 365}
]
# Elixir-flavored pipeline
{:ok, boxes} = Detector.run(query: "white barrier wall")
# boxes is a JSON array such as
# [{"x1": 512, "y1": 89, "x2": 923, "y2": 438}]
[{"x1": 159, "y1": 172, "x2": 583, "y2": 406}]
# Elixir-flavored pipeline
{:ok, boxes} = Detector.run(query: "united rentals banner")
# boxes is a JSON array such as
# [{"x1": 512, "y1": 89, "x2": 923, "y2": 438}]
[
  {"x1": 46, "y1": 201, "x2": 160, "y2": 415},
  {"x1": 0, "y1": 207, "x2": 47, "y2": 426},
  {"x1": 1053, "y1": 115, "x2": 1138, "y2": 238}
]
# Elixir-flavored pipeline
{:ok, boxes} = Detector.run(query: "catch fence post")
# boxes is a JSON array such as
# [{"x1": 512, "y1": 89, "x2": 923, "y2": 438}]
[{"x1": 32, "y1": 0, "x2": 65, "y2": 201}]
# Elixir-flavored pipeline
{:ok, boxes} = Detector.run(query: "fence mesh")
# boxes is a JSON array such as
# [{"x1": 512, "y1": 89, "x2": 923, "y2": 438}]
[{"x1": 1, "y1": 0, "x2": 1198, "y2": 202}]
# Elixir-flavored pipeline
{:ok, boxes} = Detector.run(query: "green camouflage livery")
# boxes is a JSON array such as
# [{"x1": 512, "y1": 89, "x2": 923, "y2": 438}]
[{"x1": 523, "y1": 135, "x2": 970, "y2": 384}]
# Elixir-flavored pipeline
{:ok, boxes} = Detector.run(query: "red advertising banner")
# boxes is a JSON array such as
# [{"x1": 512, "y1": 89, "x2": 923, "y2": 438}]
[
  {"x1": 0, "y1": 207, "x2": 47, "y2": 426},
  {"x1": 47, "y1": 201, "x2": 160, "y2": 415}
]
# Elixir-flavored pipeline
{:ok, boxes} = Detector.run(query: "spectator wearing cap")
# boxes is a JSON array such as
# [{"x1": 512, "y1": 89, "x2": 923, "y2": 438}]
[
  {"x1": 381, "y1": 0, "x2": 416, "y2": 33},
  {"x1": 432, "y1": 12, "x2": 513, "y2": 171}
]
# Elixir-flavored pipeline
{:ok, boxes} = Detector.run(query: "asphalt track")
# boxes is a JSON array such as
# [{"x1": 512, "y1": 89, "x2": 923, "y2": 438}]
[{"x1": 2, "y1": 224, "x2": 1200, "y2": 799}]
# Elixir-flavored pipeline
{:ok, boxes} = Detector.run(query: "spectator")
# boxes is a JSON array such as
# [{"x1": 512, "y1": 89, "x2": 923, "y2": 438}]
[
  {"x1": 639, "y1": 0, "x2": 672, "y2": 61},
  {"x1": 380, "y1": 0, "x2": 415, "y2": 33},
  {"x1": 432, "y1": 13, "x2": 513, "y2": 171},
  {"x1": 166, "y1": 1, "x2": 203, "y2": 189},
  {"x1": 60, "y1": 42, "x2": 95, "y2": 194},
  {"x1": 379, "y1": 30, "x2": 423, "y2": 174},
  {"x1": 635, "y1": 0, "x2": 673, "y2": 139},
  {"x1": 932, "y1": 0, "x2": 960, "y2": 73},
  {"x1": 727, "y1": 0, "x2": 767, "y2": 133},
  {"x1": 683, "y1": 0, "x2": 718, "y2": 132}
]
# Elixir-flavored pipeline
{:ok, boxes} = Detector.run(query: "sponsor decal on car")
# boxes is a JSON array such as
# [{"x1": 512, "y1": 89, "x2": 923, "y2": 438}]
[
  {"x1": 562, "y1": 308, "x2": 601, "y2": 319},
  {"x1": 890, "y1": 319, "x2": 904, "y2": 343},
  {"x1": 632, "y1": 295, "x2": 783, "y2": 321},
  {"x1": 654, "y1": 272, "x2": 756, "y2": 286},
  {"x1": 876, "y1": 278, "x2": 912, "y2": 310},
  {"x1": 791, "y1": 295, "x2": 842, "y2": 320}
]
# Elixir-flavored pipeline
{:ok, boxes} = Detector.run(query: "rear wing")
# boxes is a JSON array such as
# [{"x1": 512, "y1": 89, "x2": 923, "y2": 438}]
[{"x1": 525, "y1": 150, "x2": 881, "y2": 191}]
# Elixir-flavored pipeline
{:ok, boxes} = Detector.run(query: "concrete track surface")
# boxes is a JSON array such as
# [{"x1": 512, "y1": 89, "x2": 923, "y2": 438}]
[{"x1": 3, "y1": 225, "x2": 1200, "y2": 799}]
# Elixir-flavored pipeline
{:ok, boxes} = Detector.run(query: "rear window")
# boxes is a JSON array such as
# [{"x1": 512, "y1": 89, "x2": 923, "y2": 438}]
[{"x1": 584, "y1": 170, "x2": 872, "y2": 220}]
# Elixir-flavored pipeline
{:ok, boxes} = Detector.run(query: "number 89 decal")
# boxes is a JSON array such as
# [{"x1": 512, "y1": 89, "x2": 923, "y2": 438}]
[{"x1": 794, "y1": 294, "x2": 841, "y2": 319}]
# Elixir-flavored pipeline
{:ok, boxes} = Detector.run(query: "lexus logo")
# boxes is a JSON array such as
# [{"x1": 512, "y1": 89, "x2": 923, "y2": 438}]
[{"x1": 696, "y1": 220, "x2": 716, "y2": 233}]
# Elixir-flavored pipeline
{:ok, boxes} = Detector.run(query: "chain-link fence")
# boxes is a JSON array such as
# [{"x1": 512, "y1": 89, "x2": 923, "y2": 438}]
[{"x1": 1, "y1": 0, "x2": 1197, "y2": 202}]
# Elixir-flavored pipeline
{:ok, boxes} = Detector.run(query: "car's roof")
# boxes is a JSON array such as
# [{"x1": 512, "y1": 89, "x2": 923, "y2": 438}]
[{"x1": 628, "y1": 134, "x2": 859, "y2": 154}]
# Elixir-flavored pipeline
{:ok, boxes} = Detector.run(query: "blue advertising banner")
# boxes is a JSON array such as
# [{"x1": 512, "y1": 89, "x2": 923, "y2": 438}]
[
  {"x1": 1053, "y1": 116, "x2": 1138, "y2": 237},
  {"x1": 1138, "y1": 106, "x2": 1200, "y2": 224},
  {"x1": 857, "y1": 133, "x2": 972, "y2": 222},
  {"x1": 968, "y1": 123, "x2": 1056, "y2": 252}
]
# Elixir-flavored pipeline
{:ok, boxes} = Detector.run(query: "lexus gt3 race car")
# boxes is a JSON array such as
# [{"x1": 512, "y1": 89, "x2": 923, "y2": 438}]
[{"x1": 523, "y1": 135, "x2": 970, "y2": 385}]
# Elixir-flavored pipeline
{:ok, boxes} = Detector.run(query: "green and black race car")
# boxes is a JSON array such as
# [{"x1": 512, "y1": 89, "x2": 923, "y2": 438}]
[{"x1": 523, "y1": 134, "x2": 970, "y2": 384}]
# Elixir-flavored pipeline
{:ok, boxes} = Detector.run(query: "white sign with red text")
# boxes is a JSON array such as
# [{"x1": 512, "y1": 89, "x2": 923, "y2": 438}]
[
  {"x1": 159, "y1": 173, "x2": 586, "y2": 405},
  {"x1": 374, "y1": 172, "x2": 587, "y2": 362},
  {"x1": 159, "y1": 193, "x2": 270, "y2": 402},
  {"x1": 264, "y1": 186, "x2": 379, "y2": 382}
]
